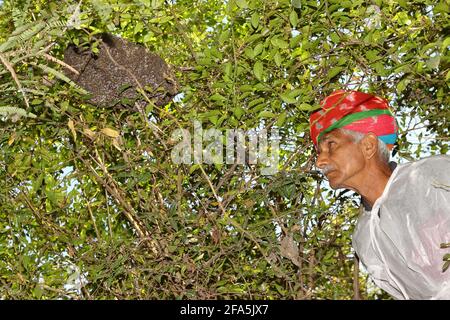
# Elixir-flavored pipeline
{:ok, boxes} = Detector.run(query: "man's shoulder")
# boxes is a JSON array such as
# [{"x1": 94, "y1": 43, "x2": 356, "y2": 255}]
[
  {"x1": 386, "y1": 154, "x2": 450, "y2": 200},
  {"x1": 400, "y1": 154, "x2": 449, "y2": 166},
  {"x1": 396, "y1": 154, "x2": 449, "y2": 177},
  {"x1": 359, "y1": 155, "x2": 448, "y2": 211}
]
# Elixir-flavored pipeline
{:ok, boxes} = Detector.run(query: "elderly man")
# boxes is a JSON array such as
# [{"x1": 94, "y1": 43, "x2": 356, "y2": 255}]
[{"x1": 309, "y1": 90, "x2": 450, "y2": 300}]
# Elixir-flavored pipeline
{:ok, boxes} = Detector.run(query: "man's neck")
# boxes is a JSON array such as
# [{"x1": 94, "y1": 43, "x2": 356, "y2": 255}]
[{"x1": 352, "y1": 162, "x2": 393, "y2": 207}]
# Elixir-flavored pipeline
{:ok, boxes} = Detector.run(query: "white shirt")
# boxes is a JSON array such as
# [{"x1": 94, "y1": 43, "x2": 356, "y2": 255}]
[{"x1": 353, "y1": 155, "x2": 450, "y2": 299}]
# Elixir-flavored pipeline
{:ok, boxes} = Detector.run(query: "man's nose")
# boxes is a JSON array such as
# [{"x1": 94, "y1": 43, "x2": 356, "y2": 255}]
[{"x1": 315, "y1": 152, "x2": 328, "y2": 169}]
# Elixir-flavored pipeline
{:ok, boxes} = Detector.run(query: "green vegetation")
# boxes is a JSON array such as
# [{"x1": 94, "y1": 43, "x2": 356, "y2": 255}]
[{"x1": 0, "y1": 0, "x2": 448, "y2": 299}]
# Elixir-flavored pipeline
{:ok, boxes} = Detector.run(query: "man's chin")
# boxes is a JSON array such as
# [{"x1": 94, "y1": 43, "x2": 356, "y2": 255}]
[
  {"x1": 327, "y1": 177, "x2": 343, "y2": 189},
  {"x1": 329, "y1": 182, "x2": 339, "y2": 189}
]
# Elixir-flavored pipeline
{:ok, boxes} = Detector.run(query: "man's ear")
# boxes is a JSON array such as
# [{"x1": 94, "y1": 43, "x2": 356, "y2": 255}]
[{"x1": 360, "y1": 132, "x2": 378, "y2": 160}]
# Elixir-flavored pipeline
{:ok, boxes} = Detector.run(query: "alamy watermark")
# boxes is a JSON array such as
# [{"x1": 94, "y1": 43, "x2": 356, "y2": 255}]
[{"x1": 170, "y1": 121, "x2": 280, "y2": 175}]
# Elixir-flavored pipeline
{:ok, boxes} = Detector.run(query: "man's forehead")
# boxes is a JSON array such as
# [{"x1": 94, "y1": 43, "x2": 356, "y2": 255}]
[
  {"x1": 316, "y1": 129, "x2": 355, "y2": 152},
  {"x1": 319, "y1": 130, "x2": 343, "y2": 142}
]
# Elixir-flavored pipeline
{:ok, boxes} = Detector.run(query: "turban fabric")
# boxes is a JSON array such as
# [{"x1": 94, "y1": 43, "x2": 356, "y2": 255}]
[{"x1": 309, "y1": 90, "x2": 398, "y2": 150}]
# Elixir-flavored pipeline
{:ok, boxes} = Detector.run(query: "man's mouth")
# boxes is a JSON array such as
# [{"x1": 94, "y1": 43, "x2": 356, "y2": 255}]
[
  {"x1": 322, "y1": 171, "x2": 335, "y2": 181},
  {"x1": 321, "y1": 165, "x2": 336, "y2": 176}
]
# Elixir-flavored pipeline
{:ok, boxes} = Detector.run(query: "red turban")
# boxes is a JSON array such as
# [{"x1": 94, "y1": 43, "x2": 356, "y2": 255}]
[{"x1": 309, "y1": 90, "x2": 398, "y2": 150}]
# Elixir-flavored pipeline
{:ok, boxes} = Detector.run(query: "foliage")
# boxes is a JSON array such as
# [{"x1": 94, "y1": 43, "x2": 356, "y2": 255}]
[{"x1": 0, "y1": 0, "x2": 448, "y2": 299}]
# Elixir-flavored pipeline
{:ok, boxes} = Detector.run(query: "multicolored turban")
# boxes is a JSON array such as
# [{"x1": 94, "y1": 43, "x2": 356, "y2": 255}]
[{"x1": 309, "y1": 90, "x2": 398, "y2": 150}]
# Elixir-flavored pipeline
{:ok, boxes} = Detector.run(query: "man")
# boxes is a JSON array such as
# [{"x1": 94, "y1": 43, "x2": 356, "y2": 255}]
[{"x1": 309, "y1": 90, "x2": 450, "y2": 299}]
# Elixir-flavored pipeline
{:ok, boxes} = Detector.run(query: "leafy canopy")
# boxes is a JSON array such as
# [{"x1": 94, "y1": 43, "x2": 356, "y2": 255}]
[{"x1": 0, "y1": 0, "x2": 448, "y2": 299}]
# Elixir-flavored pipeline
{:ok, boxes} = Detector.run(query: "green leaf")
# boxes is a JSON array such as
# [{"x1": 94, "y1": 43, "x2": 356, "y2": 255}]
[
  {"x1": 253, "y1": 61, "x2": 264, "y2": 80},
  {"x1": 244, "y1": 47, "x2": 254, "y2": 58},
  {"x1": 280, "y1": 93, "x2": 297, "y2": 104},
  {"x1": 280, "y1": 88, "x2": 302, "y2": 105},
  {"x1": 426, "y1": 55, "x2": 440, "y2": 70},
  {"x1": 32, "y1": 173, "x2": 44, "y2": 193},
  {"x1": 31, "y1": 99, "x2": 43, "y2": 105},
  {"x1": 373, "y1": 62, "x2": 387, "y2": 76},
  {"x1": 366, "y1": 50, "x2": 380, "y2": 62},
  {"x1": 290, "y1": 35, "x2": 302, "y2": 48},
  {"x1": 210, "y1": 93, "x2": 226, "y2": 101},
  {"x1": 442, "y1": 37, "x2": 450, "y2": 51},
  {"x1": 394, "y1": 12, "x2": 411, "y2": 26},
  {"x1": 236, "y1": 0, "x2": 248, "y2": 9},
  {"x1": 271, "y1": 37, "x2": 289, "y2": 49},
  {"x1": 219, "y1": 30, "x2": 230, "y2": 43},
  {"x1": 327, "y1": 66, "x2": 344, "y2": 80},
  {"x1": 258, "y1": 111, "x2": 275, "y2": 118},
  {"x1": 251, "y1": 13, "x2": 259, "y2": 29},
  {"x1": 291, "y1": 0, "x2": 302, "y2": 9},
  {"x1": 276, "y1": 112, "x2": 287, "y2": 127},
  {"x1": 248, "y1": 98, "x2": 265, "y2": 107},
  {"x1": 239, "y1": 84, "x2": 254, "y2": 92},
  {"x1": 297, "y1": 103, "x2": 313, "y2": 111},
  {"x1": 330, "y1": 32, "x2": 340, "y2": 44},
  {"x1": 33, "y1": 285, "x2": 43, "y2": 299},
  {"x1": 253, "y1": 43, "x2": 264, "y2": 57},
  {"x1": 134, "y1": 22, "x2": 144, "y2": 34},
  {"x1": 289, "y1": 11, "x2": 298, "y2": 27},
  {"x1": 443, "y1": 260, "x2": 450, "y2": 273},
  {"x1": 396, "y1": 79, "x2": 410, "y2": 93},
  {"x1": 274, "y1": 51, "x2": 282, "y2": 66},
  {"x1": 434, "y1": 1, "x2": 449, "y2": 14},
  {"x1": 189, "y1": 164, "x2": 200, "y2": 174},
  {"x1": 232, "y1": 107, "x2": 245, "y2": 119},
  {"x1": 397, "y1": 0, "x2": 408, "y2": 9}
]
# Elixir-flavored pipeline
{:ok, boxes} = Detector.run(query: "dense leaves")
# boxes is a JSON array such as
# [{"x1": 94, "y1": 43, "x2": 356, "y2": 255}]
[{"x1": 0, "y1": 0, "x2": 448, "y2": 299}]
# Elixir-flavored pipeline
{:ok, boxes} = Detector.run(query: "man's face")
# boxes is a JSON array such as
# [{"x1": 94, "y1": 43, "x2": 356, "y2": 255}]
[{"x1": 315, "y1": 129, "x2": 366, "y2": 189}]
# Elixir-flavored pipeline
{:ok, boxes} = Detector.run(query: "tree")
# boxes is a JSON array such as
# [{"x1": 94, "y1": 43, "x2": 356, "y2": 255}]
[{"x1": 0, "y1": 0, "x2": 448, "y2": 299}]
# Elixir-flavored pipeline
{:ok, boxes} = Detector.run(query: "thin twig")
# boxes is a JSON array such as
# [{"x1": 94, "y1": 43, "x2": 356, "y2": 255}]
[
  {"x1": 353, "y1": 253, "x2": 361, "y2": 300},
  {"x1": 0, "y1": 52, "x2": 30, "y2": 108},
  {"x1": 43, "y1": 52, "x2": 79, "y2": 75}
]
